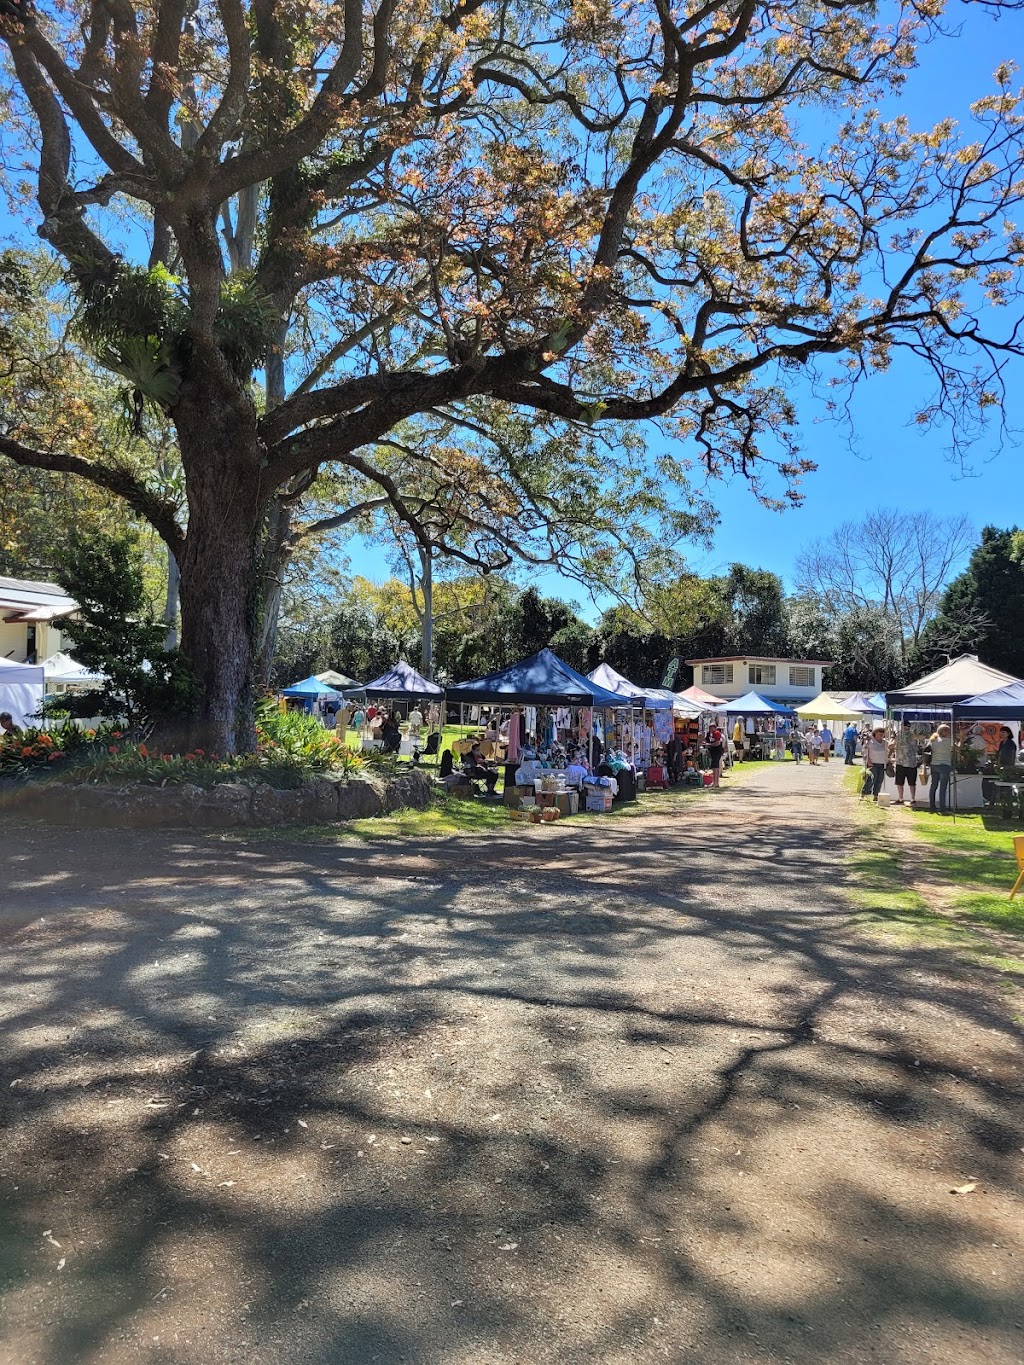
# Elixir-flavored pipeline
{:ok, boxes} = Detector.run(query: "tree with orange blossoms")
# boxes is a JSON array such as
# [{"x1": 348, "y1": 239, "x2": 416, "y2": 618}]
[{"x1": 0, "y1": 0, "x2": 1022, "y2": 751}]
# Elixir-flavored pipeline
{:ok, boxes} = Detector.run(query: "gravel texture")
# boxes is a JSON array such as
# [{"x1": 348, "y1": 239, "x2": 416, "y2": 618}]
[{"x1": 1, "y1": 759, "x2": 1022, "y2": 1364}]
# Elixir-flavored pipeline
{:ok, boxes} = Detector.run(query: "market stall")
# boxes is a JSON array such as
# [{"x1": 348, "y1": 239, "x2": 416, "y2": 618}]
[
  {"x1": 447, "y1": 648, "x2": 628, "y2": 810},
  {"x1": 722, "y1": 690, "x2": 795, "y2": 760},
  {"x1": 586, "y1": 663, "x2": 677, "y2": 771},
  {"x1": 886, "y1": 655, "x2": 1023, "y2": 812},
  {"x1": 0, "y1": 657, "x2": 45, "y2": 728},
  {"x1": 344, "y1": 661, "x2": 445, "y2": 752},
  {"x1": 280, "y1": 675, "x2": 341, "y2": 717}
]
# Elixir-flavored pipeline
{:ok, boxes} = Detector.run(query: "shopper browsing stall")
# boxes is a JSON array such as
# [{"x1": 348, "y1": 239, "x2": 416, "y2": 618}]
[{"x1": 863, "y1": 726, "x2": 888, "y2": 803}]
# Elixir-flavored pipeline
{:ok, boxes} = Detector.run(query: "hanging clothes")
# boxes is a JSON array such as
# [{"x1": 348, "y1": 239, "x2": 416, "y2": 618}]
[
  {"x1": 507, "y1": 711, "x2": 521, "y2": 763},
  {"x1": 525, "y1": 706, "x2": 537, "y2": 741}
]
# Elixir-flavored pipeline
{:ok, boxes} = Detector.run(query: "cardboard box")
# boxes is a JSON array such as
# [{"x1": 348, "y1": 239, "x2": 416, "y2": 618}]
[
  {"x1": 586, "y1": 792, "x2": 613, "y2": 813},
  {"x1": 539, "y1": 791, "x2": 579, "y2": 816},
  {"x1": 503, "y1": 783, "x2": 536, "y2": 808}
]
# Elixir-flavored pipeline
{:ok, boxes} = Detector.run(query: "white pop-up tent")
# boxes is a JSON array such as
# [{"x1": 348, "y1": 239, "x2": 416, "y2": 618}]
[
  {"x1": 0, "y1": 657, "x2": 45, "y2": 727},
  {"x1": 41, "y1": 651, "x2": 105, "y2": 687}
]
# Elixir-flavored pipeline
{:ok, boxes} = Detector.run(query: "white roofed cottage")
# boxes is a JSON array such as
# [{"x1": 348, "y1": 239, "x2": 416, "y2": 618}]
[
  {"x1": 684, "y1": 655, "x2": 832, "y2": 706},
  {"x1": 0, "y1": 576, "x2": 77, "y2": 665}
]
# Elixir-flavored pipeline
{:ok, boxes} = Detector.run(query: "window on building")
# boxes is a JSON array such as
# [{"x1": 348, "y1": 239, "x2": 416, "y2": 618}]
[
  {"x1": 789, "y1": 666, "x2": 815, "y2": 687},
  {"x1": 702, "y1": 663, "x2": 733, "y2": 685},
  {"x1": 748, "y1": 664, "x2": 776, "y2": 686}
]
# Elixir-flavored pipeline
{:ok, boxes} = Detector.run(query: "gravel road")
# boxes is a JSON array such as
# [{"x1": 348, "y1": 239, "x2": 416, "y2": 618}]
[{"x1": 1, "y1": 759, "x2": 1022, "y2": 1364}]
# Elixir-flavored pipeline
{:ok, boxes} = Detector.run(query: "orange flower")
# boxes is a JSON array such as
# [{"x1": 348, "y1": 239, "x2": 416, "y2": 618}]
[
  {"x1": 108, "y1": 745, "x2": 118, "y2": 753},
  {"x1": 138, "y1": 743, "x2": 149, "y2": 758}
]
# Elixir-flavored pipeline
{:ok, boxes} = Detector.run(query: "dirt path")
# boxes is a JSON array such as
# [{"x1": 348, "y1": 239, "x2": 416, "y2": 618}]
[{"x1": 1, "y1": 761, "x2": 1022, "y2": 1365}]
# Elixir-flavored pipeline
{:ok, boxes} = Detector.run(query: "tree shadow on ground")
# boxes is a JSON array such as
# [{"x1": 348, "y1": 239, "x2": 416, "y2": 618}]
[{"x1": 0, "y1": 805, "x2": 1022, "y2": 1364}]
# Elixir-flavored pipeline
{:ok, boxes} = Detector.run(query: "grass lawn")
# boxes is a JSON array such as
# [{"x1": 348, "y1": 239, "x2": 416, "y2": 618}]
[
  {"x1": 902, "y1": 806, "x2": 1024, "y2": 938},
  {"x1": 842, "y1": 762, "x2": 1024, "y2": 981}
]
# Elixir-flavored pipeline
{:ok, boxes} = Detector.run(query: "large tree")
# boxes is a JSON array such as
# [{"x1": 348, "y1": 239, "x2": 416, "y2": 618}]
[
  {"x1": 916, "y1": 525, "x2": 1024, "y2": 676},
  {"x1": 0, "y1": 0, "x2": 1022, "y2": 751},
  {"x1": 795, "y1": 508, "x2": 975, "y2": 659}
]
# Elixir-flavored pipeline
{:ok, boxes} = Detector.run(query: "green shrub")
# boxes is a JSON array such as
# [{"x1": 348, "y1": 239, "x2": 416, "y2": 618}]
[{"x1": 1, "y1": 707, "x2": 365, "y2": 789}]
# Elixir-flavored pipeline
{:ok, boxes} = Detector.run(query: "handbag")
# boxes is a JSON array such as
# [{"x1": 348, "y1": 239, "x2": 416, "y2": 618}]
[
  {"x1": 861, "y1": 771, "x2": 874, "y2": 795},
  {"x1": 885, "y1": 760, "x2": 895, "y2": 778}
]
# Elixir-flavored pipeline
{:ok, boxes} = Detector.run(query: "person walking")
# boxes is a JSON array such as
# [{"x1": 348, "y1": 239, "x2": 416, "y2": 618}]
[
  {"x1": 928, "y1": 723, "x2": 954, "y2": 815},
  {"x1": 706, "y1": 723, "x2": 725, "y2": 790},
  {"x1": 893, "y1": 721, "x2": 921, "y2": 806},
  {"x1": 819, "y1": 724, "x2": 833, "y2": 762},
  {"x1": 791, "y1": 727, "x2": 804, "y2": 763},
  {"x1": 843, "y1": 721, "x2": 859, "y2": 765},
  {"x1": 864, "y1": 725, "x2": 889, "y2": 803},
  {"x1": 732, "y1": 717, "x2": 745, "y2": 762},
  {"x1": 805, "y1": 725, "x2": 819, "y2": 765}
]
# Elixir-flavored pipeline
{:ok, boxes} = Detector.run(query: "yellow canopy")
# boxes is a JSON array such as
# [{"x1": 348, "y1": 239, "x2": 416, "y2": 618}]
[{"x1": 795, "y1": 692, "x2": 863, "y2": 721}]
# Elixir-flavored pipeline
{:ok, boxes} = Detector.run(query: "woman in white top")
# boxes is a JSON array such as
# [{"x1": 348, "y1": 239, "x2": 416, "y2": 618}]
[{"x1": 863, "y1": 726, "x2": 889, "y2": 803}]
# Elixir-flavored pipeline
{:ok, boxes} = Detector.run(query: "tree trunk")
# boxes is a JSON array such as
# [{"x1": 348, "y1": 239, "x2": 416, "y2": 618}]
[
  {"x1": 419, "y1": 545, "x2": 434, "y2": 680},
  {"x1": 162, "y1": 547, "x2": 180, "y2": 651},
  {"x1": 256, "y1": 496, "x2": 292, "y2": 688},
  {"x1": 175, "y1": 390, "x2": 264, "y2": 755},
  {"x1": 255, "y1": 315, "x2": 290, "y2": 689}
]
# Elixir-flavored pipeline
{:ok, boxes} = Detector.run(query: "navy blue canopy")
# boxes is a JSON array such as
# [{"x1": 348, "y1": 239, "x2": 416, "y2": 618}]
[
  {"x1": 448, "y1": 648, "x2": 627, "y2": 707},
  {"x1": 721, "y1": 690, "x2": 795, "y2": 716},
  {"x1": 355, "y1": 660, "x2": 444, "y2": 700},
  {"x1": 952, "y1": 681, "x2": 1024, "y2": 720}
]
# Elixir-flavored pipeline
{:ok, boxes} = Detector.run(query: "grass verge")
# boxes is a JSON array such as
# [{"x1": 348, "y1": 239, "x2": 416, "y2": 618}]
[{"x1": 843, "y1": 774, "x2": 1024, "y2": 980}]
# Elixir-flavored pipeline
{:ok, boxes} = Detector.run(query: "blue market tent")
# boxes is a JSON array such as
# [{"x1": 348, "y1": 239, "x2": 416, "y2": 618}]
[
  {"x1": 354, "y1": 660, "x2": 445, "y2": 701},
  {"x1": 448, "y1": 648, "x2": 626, "y2": 708},
  {"x1": 952, "y1": 681, "x2": 1024, "y2": 720},
  {"x1": 281, "y1": 675, "x2": 341, "y2": 698},
  {"x1": 867, "y1": 693, "x2": 887, "y2": 712},
  {"x1": 587, "y1": 662, "x2": 673, "y2": 710},
  {"x1": 844, "y1": 691, "x2": 884, "y2": 714},
  {"x1": 721, "y1": 690, "x2": 795, "y2": 716}
]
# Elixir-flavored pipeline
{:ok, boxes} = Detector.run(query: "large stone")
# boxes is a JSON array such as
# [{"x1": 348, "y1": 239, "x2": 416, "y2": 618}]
[
  {"x1": 337, "y1": 776, "x2": 386, "y2": 820},
  {"x1": 191, "y1": 782, "x2": 253, "y2": 828},
  {"x1": 309, "y1": 776, "x2": 341, "y2": 822},
  {"x1": 250, "y1": 782, "x2": 283, "y2": 826},
  {"x1": 384, "y1": 770, "x2": 433, "y2": 812}
]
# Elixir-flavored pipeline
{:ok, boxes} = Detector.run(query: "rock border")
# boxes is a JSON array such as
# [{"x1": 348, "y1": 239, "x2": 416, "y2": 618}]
[{"x1": 0, "y1": 769, "x2": 433, "y2": 829}]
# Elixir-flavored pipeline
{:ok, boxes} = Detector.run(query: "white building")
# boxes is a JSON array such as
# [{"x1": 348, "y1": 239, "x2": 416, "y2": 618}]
[
  {"x1": 685, "y1": 655, "x2": 832, "y2": 705},
  {"x1": 0, "y1": 576, "x2": 76, "y2": 665}
]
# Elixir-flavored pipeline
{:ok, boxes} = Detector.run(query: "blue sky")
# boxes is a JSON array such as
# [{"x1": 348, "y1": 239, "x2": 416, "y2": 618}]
[{"x1": 343, "y1": 3, "x2": 1024, "y2": 609}]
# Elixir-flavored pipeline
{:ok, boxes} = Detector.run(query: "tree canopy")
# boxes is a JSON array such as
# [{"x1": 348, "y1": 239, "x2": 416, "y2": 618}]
[
  {"x1": 917, "y1": 525, "x2": 1024, "y2": 676},
  {"x1": 1, "y1": 0, "x2": 1022, "y2": 749}
]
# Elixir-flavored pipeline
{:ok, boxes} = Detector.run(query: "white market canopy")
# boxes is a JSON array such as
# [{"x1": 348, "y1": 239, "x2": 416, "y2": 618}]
[
  {"x1": 886, "y1": 654, "x2": 1020, "y2": 709},
  {"x1": 0, "y1": 656, "x2": 45, "y2": 727},
  {"x1": 587, "y1": 662, "x2": 673, "y2": 710},
  {"x1": 41, "y1": 651, "x2": 105, "y2": 685},
  {"x1": 315, "y1": 669, "x2": 360, "y2": 688},
  {"x1": 795, "y1": 692, "x2": 863, "y2": 721}
]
